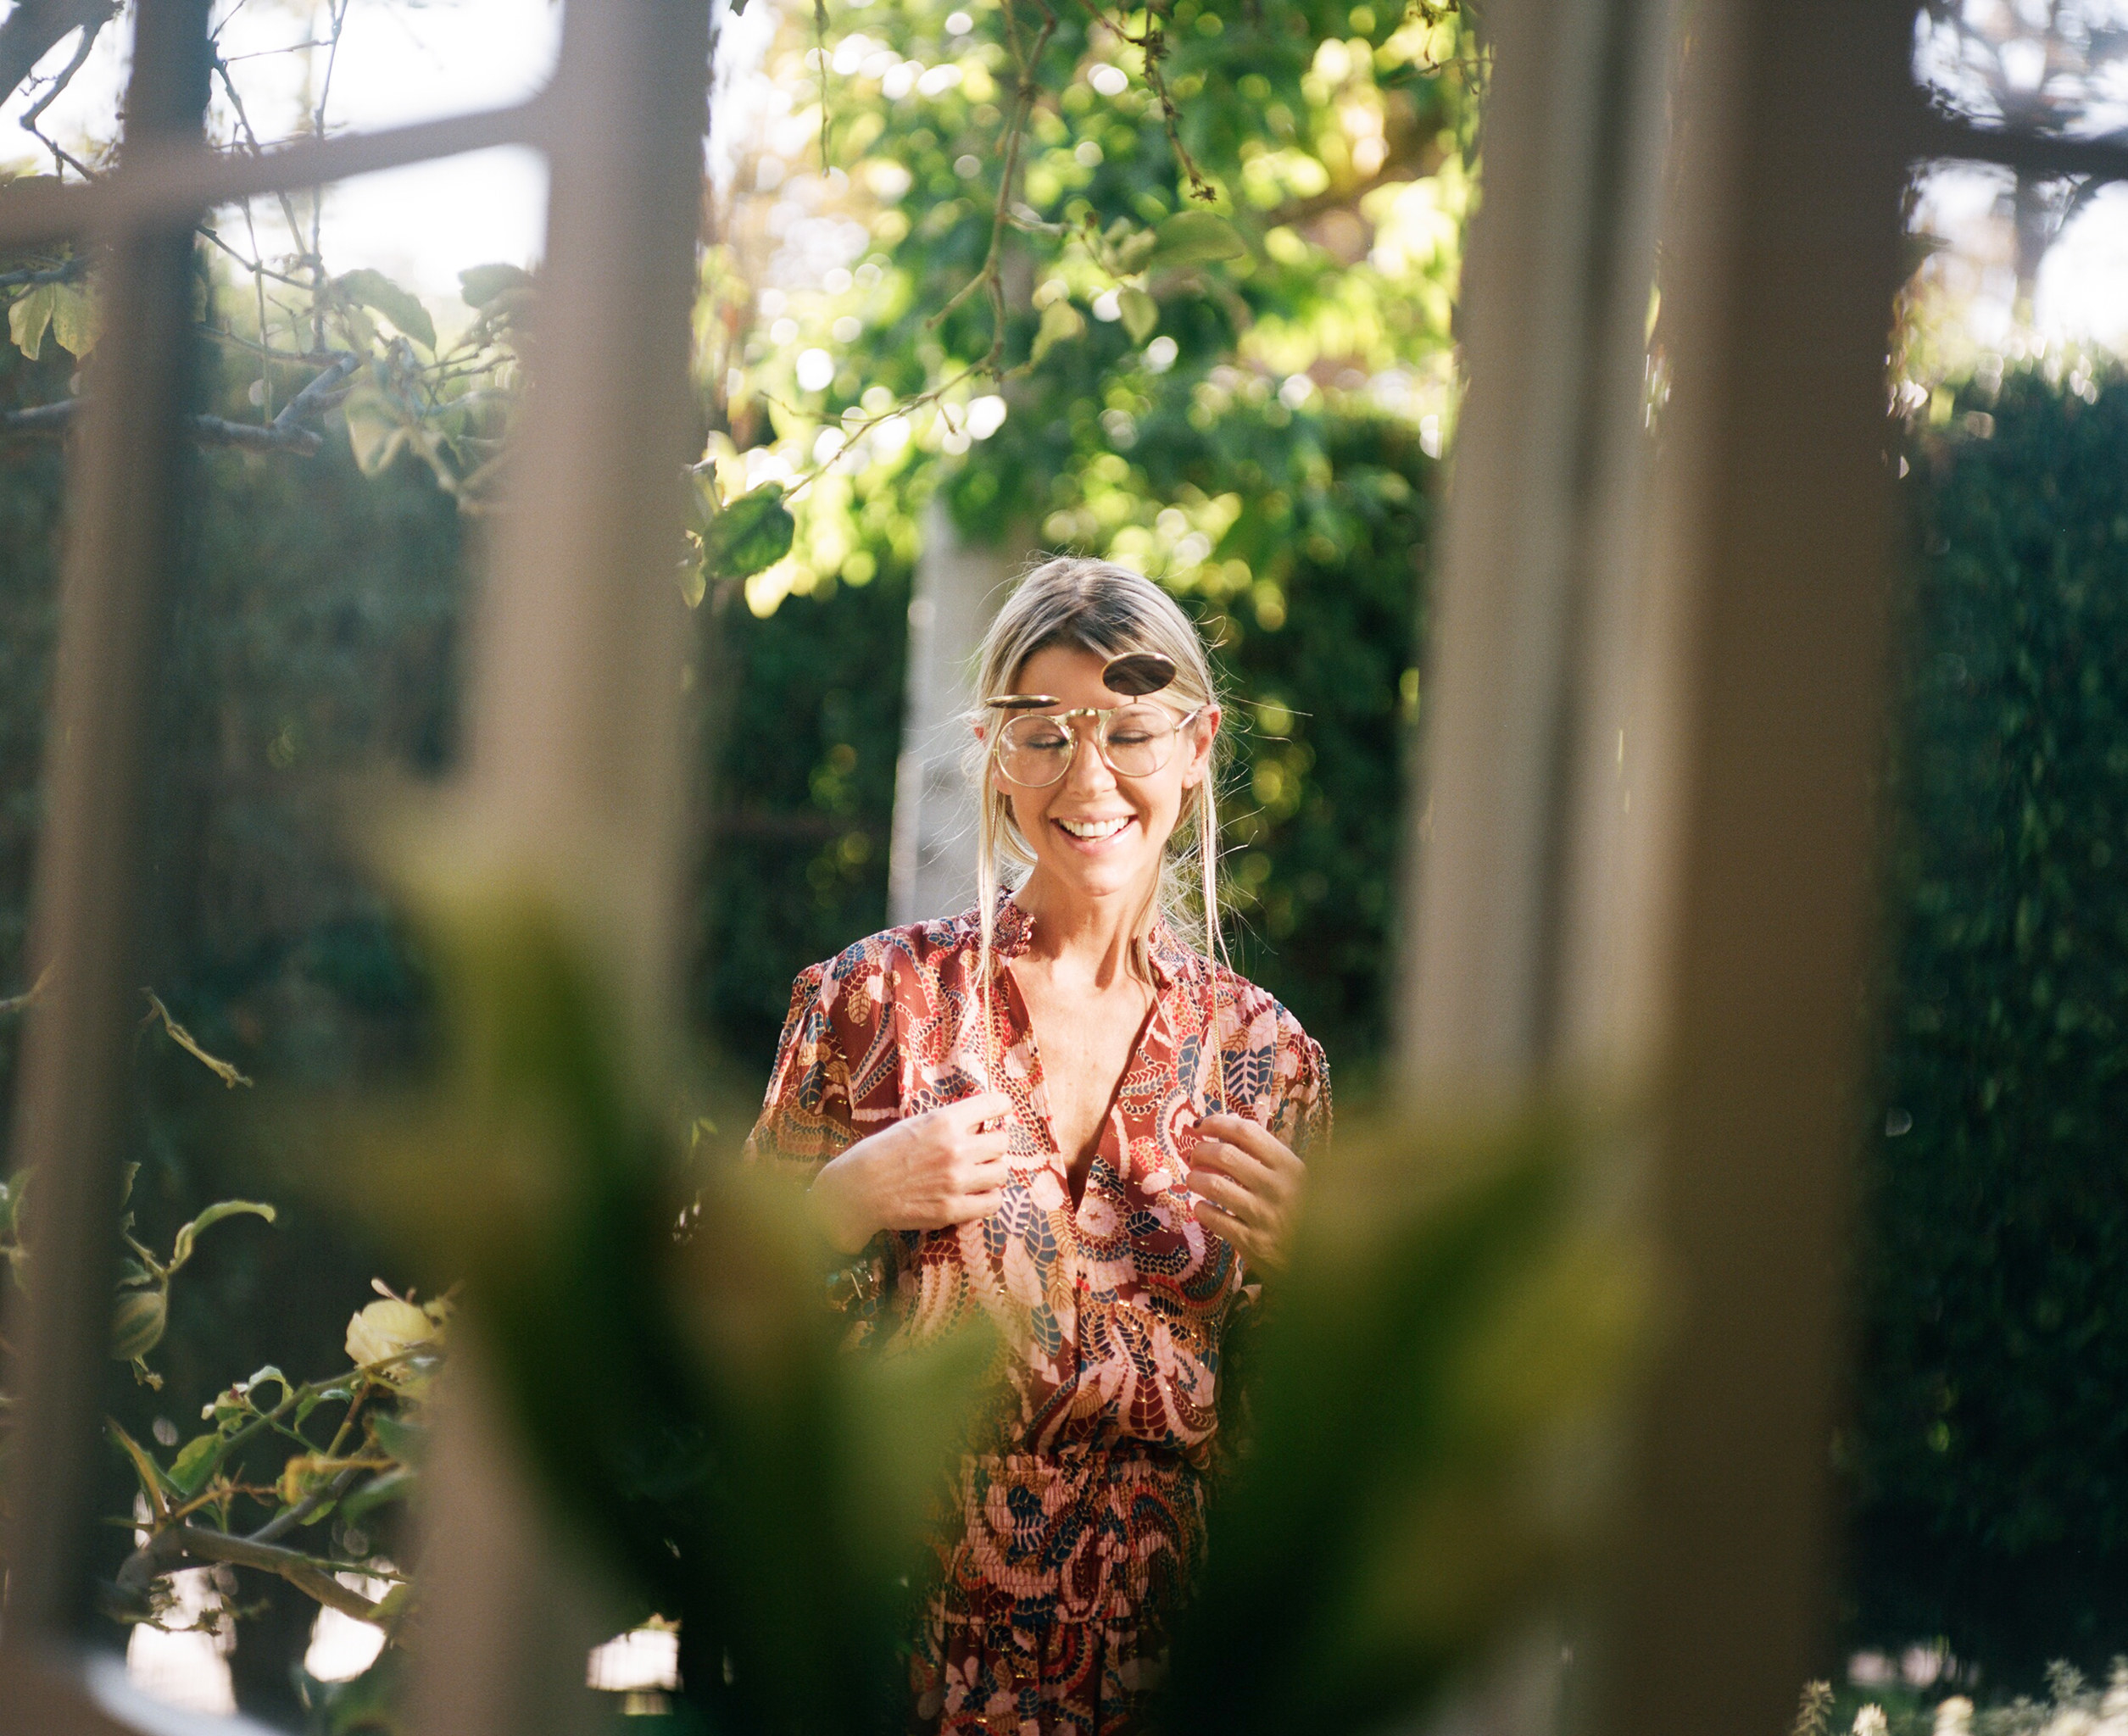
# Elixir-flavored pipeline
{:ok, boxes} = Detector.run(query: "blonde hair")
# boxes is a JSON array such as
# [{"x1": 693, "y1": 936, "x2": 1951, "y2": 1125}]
[{"x1": 967, "y1": 556, "x2": 1227, "y2": 1077}]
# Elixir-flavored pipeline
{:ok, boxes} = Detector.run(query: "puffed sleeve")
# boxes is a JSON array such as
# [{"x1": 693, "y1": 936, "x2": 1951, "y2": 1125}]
[
  {"x1": 746, "y1": 954, "x2": 898, "y2": 1333},
  {"x1": 1273, "y1": 1030, "x2": 1332, "y2": 1162}
]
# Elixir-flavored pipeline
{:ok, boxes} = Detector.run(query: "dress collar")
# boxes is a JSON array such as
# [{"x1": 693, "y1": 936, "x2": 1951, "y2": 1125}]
[{"x1": 980, "y1": 891, "x2": 1200, "y2": 989}]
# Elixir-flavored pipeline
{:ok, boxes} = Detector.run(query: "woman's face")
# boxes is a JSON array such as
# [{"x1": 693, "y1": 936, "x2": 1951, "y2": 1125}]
[{"x1": 987, "y1": 644, "x2": 1219, "y2": 912}]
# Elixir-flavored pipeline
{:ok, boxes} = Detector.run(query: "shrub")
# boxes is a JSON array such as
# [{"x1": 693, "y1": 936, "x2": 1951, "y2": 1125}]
[{"x1": 1849, "y1": 365, "x2": 2128, "y2": 1680}]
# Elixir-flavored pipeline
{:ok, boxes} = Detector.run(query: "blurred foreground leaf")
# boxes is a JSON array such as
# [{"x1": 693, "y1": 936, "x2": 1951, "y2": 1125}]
[
  {"x1": 298, "y1": 835, "x2": 989, "y2": 1734},
  {"x1": 1163, "y1": 1105, "x2": 1654, "y2": 1735},
  {"x1": 287, "y1": 829, "x2": 1651, "y2": 1735}
]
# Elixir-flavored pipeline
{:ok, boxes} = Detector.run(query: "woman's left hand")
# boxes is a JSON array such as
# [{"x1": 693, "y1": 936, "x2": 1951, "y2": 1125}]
[{"x1": 1185, "y1": 1113, "x2": 1304, "y2": 1274}]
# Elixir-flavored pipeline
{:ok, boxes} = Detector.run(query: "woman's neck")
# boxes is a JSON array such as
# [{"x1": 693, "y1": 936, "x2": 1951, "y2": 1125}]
[{"x1": 1010, "y1": 871, "x2": 1157, "y2": 990}]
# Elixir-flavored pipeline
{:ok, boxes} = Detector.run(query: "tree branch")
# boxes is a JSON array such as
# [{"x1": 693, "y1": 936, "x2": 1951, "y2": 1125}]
[
  {"x1": 272, "y1": 350, "x2": 359, "y2": 431},
  {"x1": 2, "y1": 355, "x2": 357, "y2": 456},
  {"x1": 119, "y1": 1524, "x2": 382, "y2": 1622},
  {"x1": 0, "y1": 0, "x2": 119, "y2": 114},
  {"x1": 0, "y1": 254, "x2": 86, "y2": 292}
]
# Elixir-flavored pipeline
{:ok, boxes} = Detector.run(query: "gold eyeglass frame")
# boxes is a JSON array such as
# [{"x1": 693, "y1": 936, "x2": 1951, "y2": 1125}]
[{"x1": 983, "y1": 653, "x2": 1206, "y2": 788}]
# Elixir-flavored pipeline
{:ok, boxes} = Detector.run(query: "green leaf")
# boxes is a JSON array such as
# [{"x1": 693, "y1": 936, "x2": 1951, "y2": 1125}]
[
  {"x1": 340, "y1": 1466, "x2": 416, "y2": 1524},
  {"x1": 370, "y1": 1413, "x2": 426, "y2": 1465},
  {"x1": 49, "y1": 281, "x2": 97, "y2": 357},
  {"x1": 680, "y1": 558, "x2": 707, "y2": 609},
  {"x1": 169, "y1": 1199, "x2": 276, "y2": 1273},
  {"x1": 700, "y1": 482, "x2": 795, "y2": 580},
  {"x1": 1143, "y1": 210, "x2": 1246, "y2": 272},
  {"x1": 1111, "y1": 228, "x2": 1158, "y2": 275},
  {"x1": 336, "y1": 269, "x2": 437, "y2": 350},
  {"x1": 1030, "y1": 296, "x2": 1086, "y2": 365},
  {"x1": 8, "y1": 283, "x2": 54, "y2": 359},
  {"x1": 170, "y1": 1433, "x2": 221, "y2": 1496},
  {"x1": 342, "y1": 387, "x2": 409, "y2": 477},
  {"x1": 1118, "y1": 287, "x2": 1160, "y2": 345},
  {"x1": 107, "y1": 1420, "x2": 180, "y2": 1500},
  {"x1": 685, "y1": 470, "x2": 719, "y2": 535},
  {"x1": 458, "y1": 262, "x2": 532, "y2": 309}
]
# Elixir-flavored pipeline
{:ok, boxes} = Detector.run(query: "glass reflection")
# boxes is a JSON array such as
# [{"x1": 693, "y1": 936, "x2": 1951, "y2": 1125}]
[{"x1": 1915, "y1": 0, "x2": 2128, "y2": 139}]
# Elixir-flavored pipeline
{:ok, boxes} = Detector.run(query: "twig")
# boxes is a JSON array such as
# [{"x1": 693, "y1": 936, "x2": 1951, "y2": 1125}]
[
  {"x1": 0, "y1": 962, "x2": 53, "y2": 1015},
  {"x1": 249, "y1": 1461, "x2": 367, "y2": 1545},
  {"x1": 19, "y1": 3, "x2": 111, "y2": 130},
  {"x1": 924, "y1": 0, "x2": 1057, "y2": 371},
  {"x1": 194, "y1": 223, "x2": 309, "y2": 290},
  {"x1": 1071, "y1": 0, "x2": 1215, "y2": 202},
  {"x1": 271, "y1": 351, "x2": 360, "y2": 431},
  {"x1": 1, "y1": 402, "x2": 76, "y2": 434},
  {"x1": 211, "y1": 54, "x2": 312, "y2": 275},
  {"x1": 815, "y1": 0, "x2": 833, "y2": 172},
  {"x1": 0, "y1": 256, "x2": 86, "y2": 292},
  {"x1": 142, "y1": 990, "x2": 254, "y2": 1088},
  {"x1": 192, "y1": 415, "x2": 325, "y2": 455},
  {"x1": 127, "y1": 1524, "x2": 382, "y2": 1622},
  {"x1": 1, "y1": 399, "x2": 327, "y2": 454},
  {"x1": 3, "y1": 350, "x2": 354, "y2": 456}
]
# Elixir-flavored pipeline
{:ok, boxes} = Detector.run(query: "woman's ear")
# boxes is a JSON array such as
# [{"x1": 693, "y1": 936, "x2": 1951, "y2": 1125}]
[{"x1": 1181, "y1": 704, "x2": 1221, "y2": 788}]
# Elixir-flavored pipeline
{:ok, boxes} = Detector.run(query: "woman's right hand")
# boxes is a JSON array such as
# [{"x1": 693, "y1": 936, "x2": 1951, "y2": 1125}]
[{"x1": 807, "y1": 1091, "x2": 1015, "y2": 1254}]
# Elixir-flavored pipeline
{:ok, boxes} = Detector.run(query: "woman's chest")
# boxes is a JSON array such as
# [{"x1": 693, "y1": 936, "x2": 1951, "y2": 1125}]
[{"x1": 1008, "y1": 970, "x2": 1156, "y2": 1170}]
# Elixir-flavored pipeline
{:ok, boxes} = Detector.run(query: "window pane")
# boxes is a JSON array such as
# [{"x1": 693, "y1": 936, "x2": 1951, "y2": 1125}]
[
  {"x1": 0, "y1": 0, "x2": 560, "y2": 174},
  {"x1": 1914, "y1": 0, "x2": 2128, "y2": 140},
  {"x1": 53, "y1": 149, "x2": 547, "y2": 1730},
  {"x1": 1843, "y1": 148, "x2": 2128, "y2": 1705}
]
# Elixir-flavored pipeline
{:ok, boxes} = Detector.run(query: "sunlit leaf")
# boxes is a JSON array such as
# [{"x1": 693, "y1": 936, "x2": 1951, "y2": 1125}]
[
  {"x1": 1030, "y1": 296, "x2": 1086, "y2": 364},
  {"x1": 342, "y1": 388, "x2": 409, "y2": 477},
  {"x1": 170, "y1": 1433, "x2": 220, "y2": 1496},
  {"x1": 169, "y1": 1199, "x2": 275, "y2": 1272},
  {"x1": 459, "y1": 262, "x2": 532, "y2": 309},
  {"x1": 8, "y1": 282, "x2": 54, "y2": 360},
  {"x1": 49, "y1": 282, "x2": 97, "y2": 356},
  {"x1": 1119, "y1": 287, "x2": 1159, "y2": 345},
  {"x1": 1143, "y1": 210, "x2": 1246, "y2": 271},
  {"x1": 336, "y1": 268, "x2": 437, "y2": 350}
]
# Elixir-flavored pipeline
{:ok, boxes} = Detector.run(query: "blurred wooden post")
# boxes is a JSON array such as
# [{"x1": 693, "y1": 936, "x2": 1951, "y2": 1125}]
[
  {"x1": 405, "y1": 5, "x2": 710, "y2": 1736},
  {"x1": 1400, "y1": 1, "x2": 1912, "y2": 1733},
  {"x1": 0, "y1": 0, "x2": 214, "y2": 1675},
  {"x1": 1577, "y1": 5, "x2": 1912, "y2": 1729},
  {"x1": 0, "y1": 1, "x2": 710, "y2": 1730},
  {"x1": 888, "y1": 504, "x2": 1021, "y2": 924}
]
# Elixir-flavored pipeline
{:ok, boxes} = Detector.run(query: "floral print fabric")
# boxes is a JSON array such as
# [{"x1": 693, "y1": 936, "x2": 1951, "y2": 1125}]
[{"x1": 746, "y1": 896, "x2": 1330, "y2": 1736}]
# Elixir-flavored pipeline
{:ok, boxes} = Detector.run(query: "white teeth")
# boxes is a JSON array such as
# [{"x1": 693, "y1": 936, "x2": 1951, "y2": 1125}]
[{"x1": 1058, "y1": 815, "x2": 1130, "y2": 840}]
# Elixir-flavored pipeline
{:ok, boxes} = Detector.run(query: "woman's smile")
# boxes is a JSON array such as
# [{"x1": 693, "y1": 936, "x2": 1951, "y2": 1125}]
[{"x1": 1055, "y1": 813, "x2": 1136, "y2": 846}]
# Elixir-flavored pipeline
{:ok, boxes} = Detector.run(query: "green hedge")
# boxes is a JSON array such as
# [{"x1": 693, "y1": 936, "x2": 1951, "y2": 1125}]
[{"x1": 1848, "y1": 365, "x2": 2128, "y2": 1682}]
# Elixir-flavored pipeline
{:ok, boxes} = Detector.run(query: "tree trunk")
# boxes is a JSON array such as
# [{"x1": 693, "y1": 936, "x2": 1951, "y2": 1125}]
[{"x1": 886, "y1": 504, "x2": 1028, "y2": 926}]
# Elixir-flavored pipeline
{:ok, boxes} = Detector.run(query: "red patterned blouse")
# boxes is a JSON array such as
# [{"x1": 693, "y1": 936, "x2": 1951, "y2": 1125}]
[{"x1": 746, "y1": 895, "x2": 1331, "y2": 1736}]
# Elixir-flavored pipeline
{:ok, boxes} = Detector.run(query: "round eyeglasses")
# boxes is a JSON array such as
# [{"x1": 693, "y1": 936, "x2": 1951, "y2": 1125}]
[{"x1": 989, "y1": 701, "x2": 1204, "y2": 787}]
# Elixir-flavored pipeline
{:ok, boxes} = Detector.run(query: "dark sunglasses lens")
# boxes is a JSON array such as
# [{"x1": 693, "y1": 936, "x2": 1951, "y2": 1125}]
[{"x1": 1103, "y1": 652, "x2": 1177, "y2": 697}]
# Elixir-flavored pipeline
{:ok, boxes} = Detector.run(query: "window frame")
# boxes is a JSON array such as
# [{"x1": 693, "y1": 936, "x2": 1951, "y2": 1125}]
[{"x1": 0, "y1": 5, "x2": 709, "y2": 1733}]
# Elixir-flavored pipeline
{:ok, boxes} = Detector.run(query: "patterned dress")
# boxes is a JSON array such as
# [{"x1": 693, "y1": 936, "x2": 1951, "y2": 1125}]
[{"x1": 745, "y1": 895, "x2": 1331, "y2": 1736}]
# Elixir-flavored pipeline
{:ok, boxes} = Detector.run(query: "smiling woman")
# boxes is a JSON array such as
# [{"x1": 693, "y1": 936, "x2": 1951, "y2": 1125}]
[{"x1": 744, "y1": 557, "x2": 1330, "y2": 1736}]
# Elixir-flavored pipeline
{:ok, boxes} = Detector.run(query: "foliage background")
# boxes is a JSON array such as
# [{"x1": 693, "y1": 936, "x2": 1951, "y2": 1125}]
[{"x1": 1847, "y1": 364, "x2": 2128, "y2": 1687}]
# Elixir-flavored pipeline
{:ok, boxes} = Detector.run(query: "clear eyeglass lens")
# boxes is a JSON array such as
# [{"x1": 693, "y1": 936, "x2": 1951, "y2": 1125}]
[
  {"x1": 1101, "y1": 705, "x2": 1178, "y2": 775},
  {"x1": 997, "y1": 707, "x2": 1179, "y2": 785}
]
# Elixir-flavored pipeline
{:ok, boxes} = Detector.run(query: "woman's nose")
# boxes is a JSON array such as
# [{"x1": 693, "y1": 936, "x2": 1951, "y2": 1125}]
[{"x1": 1067, "y1": 727, "x2": 1118, "y2": 793}]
